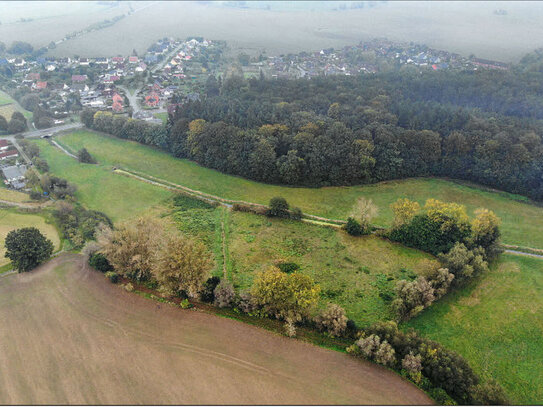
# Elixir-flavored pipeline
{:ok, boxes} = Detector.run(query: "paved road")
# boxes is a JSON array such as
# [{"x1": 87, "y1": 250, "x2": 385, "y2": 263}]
[
  {"x1": 0, "y1": 122, "x2": 83, "y2": 166},
  {"x1": 116, "y1": 85, "x2": 140, "y2": 114}
]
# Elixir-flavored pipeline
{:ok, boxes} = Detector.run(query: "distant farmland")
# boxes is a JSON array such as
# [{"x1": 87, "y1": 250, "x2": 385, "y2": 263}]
[{"x1": 31, "y1": 2, "x2": 543, "y2": 62}]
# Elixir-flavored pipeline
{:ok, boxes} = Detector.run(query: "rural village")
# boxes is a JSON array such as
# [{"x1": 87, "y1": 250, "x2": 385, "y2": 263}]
[{"x1": 0, "y1": 6, "x2": 540, "y2": 402}]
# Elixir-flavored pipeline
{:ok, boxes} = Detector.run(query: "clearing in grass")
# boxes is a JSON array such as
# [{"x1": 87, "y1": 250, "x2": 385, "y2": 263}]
[
  {"x1": 169, "y1": 193, "x2": 430, "y2": 327},
  {"x1": 405, "y1": 253, "x2": 543, "y2": 404},
  {"x1": 53, "y1": 130, "x2": 543, "y2": 249}
]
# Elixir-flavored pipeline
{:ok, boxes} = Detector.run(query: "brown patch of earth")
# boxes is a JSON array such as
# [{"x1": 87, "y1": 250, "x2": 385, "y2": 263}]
[{"x1": 0, "y1": 254, "x2": 432, "y2": 405}]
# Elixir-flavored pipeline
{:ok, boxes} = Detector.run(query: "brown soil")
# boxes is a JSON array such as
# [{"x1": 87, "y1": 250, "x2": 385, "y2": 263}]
[{"x1": 0, "y1": 254, "x2": 433, "y2": 405}]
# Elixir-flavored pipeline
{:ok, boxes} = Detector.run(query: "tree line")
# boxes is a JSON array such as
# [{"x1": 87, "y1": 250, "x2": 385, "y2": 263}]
[{"x1": 83, "y1": 62, "x2": 543, "y2": 201}]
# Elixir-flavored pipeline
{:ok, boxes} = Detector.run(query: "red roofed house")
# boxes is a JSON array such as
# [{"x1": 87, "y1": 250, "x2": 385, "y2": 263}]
[
  {"x1": 128, "y1": 56, "x2": 139, "y2": 64},
  {"x1": 35, "y1": 81, "x2": 47, "y2": 90},
  {"x1": 0, "y1": 150, "x2": 19, "y2": 160},
  {"x1": 112, "y1": 93, "x2": 124, "y2": 112},
  {"x1": 0, "y1": 140, "x2": 10, "y2": 151},
  {"x1": 145, "y1": 92, "x2": 160, "y2": 107},
  {"x1": 72, "y1": 74, "x2": 88, "y2": 83},
  {"x1": 112, "y1": 57, "x2": 125, "y2": 64}
]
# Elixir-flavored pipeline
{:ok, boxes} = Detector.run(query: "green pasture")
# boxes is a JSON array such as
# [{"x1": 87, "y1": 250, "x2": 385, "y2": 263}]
[
  {"x1": 406, "y1": 254, "x2": 543, "y2": 404},
  {"x1": 54, "y1": 131, "x2": 543, "y2": 249},
  {"x1": 34, "y1": 139, "x2": 172, "y2": 222}
]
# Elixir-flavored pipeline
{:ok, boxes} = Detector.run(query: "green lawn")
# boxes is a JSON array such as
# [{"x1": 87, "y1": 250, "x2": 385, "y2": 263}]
[
  {"x1": 0, "y1": 91, "x2": 13, "y2": 106},
  {"x1": 406, "y1": 254, "x2": 543, "y2": 404},
  {"x1": 227, "y1": 210, "x2": 432, "y2": 327},
  {"x1": 0, "y1": 90, "x2": 33, "y2": 119},
  {"x1": 35, "y1": 140, "x2": 173, "y2": 222},
  {"x1": 0, "y1": 208, "x2": 61, "y2": 266},
  {"x1": 55, "y1": 130, "x2": 543, "y2": 249},
  {"x1": 153, "y1": 112, "x2": 168, "y2": 124}
]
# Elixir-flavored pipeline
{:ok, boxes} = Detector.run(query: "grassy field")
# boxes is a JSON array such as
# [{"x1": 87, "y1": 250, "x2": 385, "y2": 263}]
[
  {"x1": 0, "y1": 91, "x2": 33, "y2": 120},
  {"x1": 406, "y1": 253, "x2": 543, "y2": 404},
  {"x1": 54, "y1": 131, "x2": 543, "y2": 248},
  {"x1": 35, "y1": 139, "x2": 172, "y2": 222},
  {"x1": 0, "y1": 92, "x2": 13, "y2": 106},
  {"x1": 154, "y1": 112, "x2": 168, "y2": 124},
  {"x1": 0, "y1": 209, "x2": 60, "y2": 266},
  {"x1": 0, "y1": 187, "x2": 31, "y2": 203},
  {"x1": 168, "y1": 193, "x2": 431, "y2": 327},
  {"x1": 0, "y1": 253, "x2": 431, "y2": 404},
  {"x1": 227, "y1": 210, "x2": 431, "y2": 327}
]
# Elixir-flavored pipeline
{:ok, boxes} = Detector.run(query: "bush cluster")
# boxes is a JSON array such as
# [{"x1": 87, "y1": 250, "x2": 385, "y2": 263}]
[
  {"x1": 347, "y1": 321, "x2": 509, "y2": 405},
  {"x1": 53, "y1": 202, "x2": 113, "y2": 248}
]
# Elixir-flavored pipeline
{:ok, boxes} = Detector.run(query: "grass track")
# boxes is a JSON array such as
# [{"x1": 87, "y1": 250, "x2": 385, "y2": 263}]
[
  {"x1": 406, "y1": 254, "x2": 543, "y2": 404},
  {"x1": 35, "y1": 139, "x2": 172, "y2": 222},
  {"x1": 50, "y1": 130, "x2": 543, "y2": 248}
]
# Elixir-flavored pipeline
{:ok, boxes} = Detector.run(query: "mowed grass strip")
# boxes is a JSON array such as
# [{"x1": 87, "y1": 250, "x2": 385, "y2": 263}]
[
  {"x1": 227, "y1": 210, "x2": 432, "y2": 327},
  {"x1": 0, "y1": 188, "x2": 32, "y2": 203},
  {"x1": 0, "y1": 209, "x2": 60, "y2": 266},
  {"x1": 405, "y1": 254, "x2": 543, "y2": 404},
  {"x1": 57, "y1": 130, "x2": 543, "y2": 248},
  {"x1": 34, "y1": 139, "x2": 172, "y2": 222}
]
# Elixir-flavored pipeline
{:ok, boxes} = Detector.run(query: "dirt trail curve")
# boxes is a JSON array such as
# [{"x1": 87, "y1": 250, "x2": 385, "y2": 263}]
[
  {"x1": 114, "y1": 167, "x2": 346, "y2": 228},
  {"x1": 0, "y1": 253, "x2": 432, "y2": 405},
  {"x1": 0, "y1": 199, "x2": 51, "y2": 210}
]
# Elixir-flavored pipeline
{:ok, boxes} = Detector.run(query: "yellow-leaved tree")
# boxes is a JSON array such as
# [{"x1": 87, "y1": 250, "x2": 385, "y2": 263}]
[
  {"x1": 250, "y1": 267, "x2": 320, "y2": 323},
  {"x1": 97, "y1": 216, "x2": 164, "y2": 281},
  {"x1": 390, "y1": 198, "x2": 420, "y2": 227},
  {"x1": 152, "y1": 233, "x2": 213, "y2": 298}
]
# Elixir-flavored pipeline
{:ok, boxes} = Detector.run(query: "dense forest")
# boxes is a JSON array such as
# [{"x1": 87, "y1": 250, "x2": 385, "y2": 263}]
[{"x1": 87, "y1": 50, "x2": 543, "y2": 201}]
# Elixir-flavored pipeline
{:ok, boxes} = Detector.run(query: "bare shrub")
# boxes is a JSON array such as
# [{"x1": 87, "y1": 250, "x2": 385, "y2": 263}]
[{"x1": 314, "y1": 303, "x2": 348, "y2": 337}]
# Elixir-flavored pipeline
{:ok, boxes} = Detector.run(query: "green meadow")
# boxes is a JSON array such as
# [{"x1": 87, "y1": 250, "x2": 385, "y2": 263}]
[
  {"x1": 35, "y1": 139, "x2": 172, "y2": 222},
  {"x1": 52, "y1": 130, "x2": 543, "y2": 248},
  {"x1": 406, "y1": 254, "x2": 543, "y2": 404}
]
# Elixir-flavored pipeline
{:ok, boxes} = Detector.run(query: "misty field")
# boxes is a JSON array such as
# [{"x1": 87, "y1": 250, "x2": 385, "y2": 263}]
[
  {"x1": 406, "y1": 253, "x2": 543, "y2": 404},
  {"x1": 52, "y1": 131, "x2": 543, "y2": 249},
  {"x1": 0, "y1": 253, "x2": 431, "y2": 404},
  {"x1": 0, "y1": 1, "x2": 531, "y2": 62}
]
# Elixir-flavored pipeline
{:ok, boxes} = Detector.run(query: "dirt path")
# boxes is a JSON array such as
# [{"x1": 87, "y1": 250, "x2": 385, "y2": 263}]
[
  {"x1": 0, "y1": 254, "x2": 432, "y2": 405},
  {"x1": 51, "y1": 139, "x2": 77, "y2": 159},
  {"x1": 48, "y1": 139, "x2": 543, "y2": 258},
  {"x1": 114, "y1": 167, "x2": 345, "y2": 227},
  {"x1": 220, "y1": 211, "x2": 228, "y2": 278}
]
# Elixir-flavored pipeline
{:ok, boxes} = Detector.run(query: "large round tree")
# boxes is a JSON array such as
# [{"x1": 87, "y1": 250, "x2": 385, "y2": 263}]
[{"x1": 5, "y1": 227, "x2": 54, "y2": 272}]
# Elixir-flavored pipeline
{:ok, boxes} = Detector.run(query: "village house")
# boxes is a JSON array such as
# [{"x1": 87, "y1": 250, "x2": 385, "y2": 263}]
[
  {"x1": 0, "y1": 140, "x2": 10, "y2": 151},
  {"x1": 72, "y1": 74, "x2": 88, "y2": 83},
  {"x1": 1, "y1": 164, "x2": 26, "y2": 189},
  {"x1": 0, "y1": 150, "x2": 19, "y2": 161}
]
